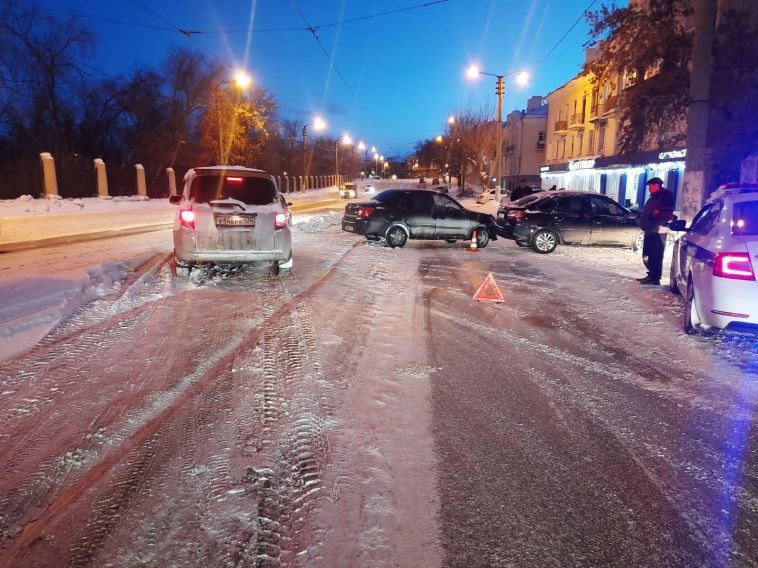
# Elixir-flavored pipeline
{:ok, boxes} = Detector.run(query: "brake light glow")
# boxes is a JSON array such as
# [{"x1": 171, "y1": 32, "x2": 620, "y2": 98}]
[
  {"x1": 507, "y1": 210, "x2": 525, "y2": 220},
  {"x1": 275, "y1": 212, "x2": 288, "y2": 229},
  {"x1": 179, "y1": 208, "x2": 195, "y2": 229},
  {"x1": 226, "y1": 176, "x2": 244, "y2": 182},
  {"x1": 713, "y1": 252, "x2": 755, "y2": 281},
  {"x1": 358, "y1": 206, "x2": 375, "y2": 218}
]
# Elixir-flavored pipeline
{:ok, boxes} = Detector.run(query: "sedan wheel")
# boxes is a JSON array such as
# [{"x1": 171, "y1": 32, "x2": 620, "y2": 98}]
[
  {"x1": 475, "y1": 229, "x2": 490, "y2": 248},
  {"x1": 386, "y1": 226, "x2": 408, "y2": 248},
  {"x1": 632, "y1": 232, "x2": 644, "y2": 253},
  {"x1": 531, "y1": 229, "x2": 558, "y2": 254},
  {"x1": 669, "y1": 257, "x2": 680, "y2": 295},
  {"x1": 684, "y1": 275, "x2": 703, "y2": 334}
]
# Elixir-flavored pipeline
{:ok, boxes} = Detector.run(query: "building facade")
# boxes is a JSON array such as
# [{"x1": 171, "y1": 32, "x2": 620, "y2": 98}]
[
  {"x1": 540, "y1": 52, "x2": 687, "y2": 210},
  {"x1": 502, "y1": 96, "x2": 548, "y2": 190}
]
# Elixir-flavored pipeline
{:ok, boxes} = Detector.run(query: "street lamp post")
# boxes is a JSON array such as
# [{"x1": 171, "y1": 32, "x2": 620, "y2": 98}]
[
  {"x1": 302, "y1": 116, "x2": 326, "y2": 188},
  {"x1": 335, "y1": 134, "x2": 352, "y2": 186},
  {"x1": 373, "y1": 152, "x2": 379, "y2": 177},
  {"x1": 357, "y1": 141, "x2": 366, "y2": 179},
  {"x1": 466, "y1": 65, "x2": 529, "y2": 203},
  {"x1": 216, "y1": 70, "x2": 252, "y2": 165}
]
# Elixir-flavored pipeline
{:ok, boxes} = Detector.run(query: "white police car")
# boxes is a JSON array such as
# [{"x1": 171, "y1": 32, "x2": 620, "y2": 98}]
[{"x1": 669, "y1": 183, "x2": 758, "y2": 333}]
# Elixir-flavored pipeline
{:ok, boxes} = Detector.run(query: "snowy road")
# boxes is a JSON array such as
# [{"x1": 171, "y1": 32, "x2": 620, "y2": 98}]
[{"x1": 0, "y1": 193, "x2": 756, "y2": 567}]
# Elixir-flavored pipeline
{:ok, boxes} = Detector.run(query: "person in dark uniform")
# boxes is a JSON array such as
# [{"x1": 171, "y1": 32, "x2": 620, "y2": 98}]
[
  {"x1": 509, "y1": 179, "x2": 533, "y2": 202},
  {"x1": 637, "y1": 177, "x2": 675, "y2": 285}
]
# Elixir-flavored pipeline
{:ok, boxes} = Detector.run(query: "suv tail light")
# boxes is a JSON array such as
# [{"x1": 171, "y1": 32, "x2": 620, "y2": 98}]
[
  {"x1": 179, "y1": 208, "x2": 195, "y2": 229},
  {"x1": 358, "y1": 206, "x2": 375, "y2": 218},
  {"x1": 275, "y1": 212, "x2": 288, "y2": 229},
  {"x1": 507, "y1": 210, "x2": 525, "y2": 220},
  {"x1": 713, "y1": 252, "x2": 755, "y2": 281}
]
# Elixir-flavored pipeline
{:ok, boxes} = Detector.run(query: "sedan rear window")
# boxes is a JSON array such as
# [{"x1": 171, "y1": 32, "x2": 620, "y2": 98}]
[
  {"x1": 732, "y1": 201, "x2": 758, "y2": 235},
  {"x1": 190, "y1": 175, "x2": 277, "y2": 205}
]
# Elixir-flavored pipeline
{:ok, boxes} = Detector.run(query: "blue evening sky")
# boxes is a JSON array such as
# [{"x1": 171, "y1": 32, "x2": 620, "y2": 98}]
[{"x1": 35, "y1": 0, "x2": 625, "y2": 157}]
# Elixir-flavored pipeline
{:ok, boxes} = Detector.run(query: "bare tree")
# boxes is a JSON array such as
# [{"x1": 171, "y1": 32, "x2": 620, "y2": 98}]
[
  {"x1": 447, "y1": 101, "x2": 497, "y2": 189},
  {"x1": 0, "y1": 1, "x2": 94, "y2": 157}
]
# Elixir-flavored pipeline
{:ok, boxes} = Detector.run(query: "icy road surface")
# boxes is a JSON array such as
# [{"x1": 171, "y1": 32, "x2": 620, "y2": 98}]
[{"x1": 0, "y1": 206, "x2": 756, "y2": 567}]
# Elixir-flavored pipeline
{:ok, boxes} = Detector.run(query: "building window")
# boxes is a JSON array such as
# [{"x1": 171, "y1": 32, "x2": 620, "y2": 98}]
[
  {"x1": 588, "y1": 130, "x2": 595, "y2": 154},
  {"x1": 598, "y1": 124, "x2": 606, "y2": 153},
  {"x1": 537, "y1": 130, "x2": 545, "y2": 150}
]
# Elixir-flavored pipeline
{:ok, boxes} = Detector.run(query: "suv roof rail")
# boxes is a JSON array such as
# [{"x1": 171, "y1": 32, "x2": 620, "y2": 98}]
[{"x1": 710, "y1": 183, "x2": 758, "y2": 200}]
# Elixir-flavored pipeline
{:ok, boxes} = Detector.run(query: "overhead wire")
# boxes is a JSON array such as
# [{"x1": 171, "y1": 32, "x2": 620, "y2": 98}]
[
  {"x1": 289, "y1": 1, "x2": 355, "y2": 96},
  {"x1": 535, "y1": 0, "x2": 599, "y2": 70},
  {"x1": 39, "y1": 1, "x2": 450, "y2": 36}
]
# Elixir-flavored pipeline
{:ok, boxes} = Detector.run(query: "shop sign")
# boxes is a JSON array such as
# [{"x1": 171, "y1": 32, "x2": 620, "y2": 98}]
[
  {"x1": 658, "y1": 149, "x2": 687, "y2": 161},
  {"x1": 568, "y1": 158, "x2": 596, "y2": 171}
]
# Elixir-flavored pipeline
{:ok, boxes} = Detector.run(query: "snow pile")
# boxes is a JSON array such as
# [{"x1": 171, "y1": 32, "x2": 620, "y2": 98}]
[
  {"x1": 0, "y1": 195, "x2": 175, "y2": 246},
  {"x1": 0, "y1": 208, "x2": 344, "y2": 363},
  {"x1": 293, "y1": 211, "x2": 343, "y2": 233}
]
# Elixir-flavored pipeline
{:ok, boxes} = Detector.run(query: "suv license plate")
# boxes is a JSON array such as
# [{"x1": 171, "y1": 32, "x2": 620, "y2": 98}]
[{"x1": 216, "y1": 215, "x2": 255, "y2": 227}]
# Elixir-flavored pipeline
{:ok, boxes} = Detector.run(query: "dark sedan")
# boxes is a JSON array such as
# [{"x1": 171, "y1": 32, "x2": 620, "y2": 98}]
[
  {"x1": 496, "y1": 191, "x2": 642, "y2": 254},
  {"x1": 342, "y1": 189, "x2": 499, "y2": 248}
]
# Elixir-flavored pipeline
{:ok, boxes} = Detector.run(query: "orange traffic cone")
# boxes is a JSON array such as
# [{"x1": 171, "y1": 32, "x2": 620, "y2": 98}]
[{"x1": 469, "y1": 231, "x2": 479, "y2": 252}]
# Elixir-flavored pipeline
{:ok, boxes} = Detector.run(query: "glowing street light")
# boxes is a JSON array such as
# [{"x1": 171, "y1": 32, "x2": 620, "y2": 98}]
[
  {"x1": 232, "y1": 70, "x2": 252, "y2": 90},
  {"x1": 465, "y1": 63, "x2": 530, "y2": 202},
  {"x1": 216, "y1": 69, "x2": 252, "y2": 164}
]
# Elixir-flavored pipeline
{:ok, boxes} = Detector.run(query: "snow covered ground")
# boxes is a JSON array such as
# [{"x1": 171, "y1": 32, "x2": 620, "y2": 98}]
[{"x1": 1, "y1": 183, "x2": 756, "y2": 566}]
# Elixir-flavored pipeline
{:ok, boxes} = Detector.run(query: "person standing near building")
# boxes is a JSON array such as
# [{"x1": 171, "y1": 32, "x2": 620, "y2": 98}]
[
  {"x1": 509, "y1": 179, "x2": 533, "y2": 202},
  {"x1": 637, "y1": 177, "x2": 675, "y2": 285}
]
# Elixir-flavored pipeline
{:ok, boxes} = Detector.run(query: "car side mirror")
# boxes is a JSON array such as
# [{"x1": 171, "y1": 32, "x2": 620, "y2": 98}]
[
  {"x1": 669, "y1": 219, "x2": 688, "y2": 232},
  {"x1": 169, "y1": 194, "x2": 182, "y2": 205}
]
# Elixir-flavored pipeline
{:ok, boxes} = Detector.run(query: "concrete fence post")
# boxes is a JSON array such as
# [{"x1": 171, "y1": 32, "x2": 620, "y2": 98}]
[
  {"x1": 166, "y1": 167, "x2": 177, "y2": 196},
  {"x1": 297, "y1": 176, "x2": 302, "y2": 192},
  {"x1": 135, "y1": 164, "x2": 147, "y2": 197},
  {"x1": 39, "y1": 152, "x2": 59, "y2": 197},
  {"x1": 94, "y1": 158, "x2": 109, "y2": 197},
  {"x1": 283, "y1": 176, "x2": 289, "y2": 193},
  {"x1": 276, "y1": 175, "x2": 281, "y2": 190}
]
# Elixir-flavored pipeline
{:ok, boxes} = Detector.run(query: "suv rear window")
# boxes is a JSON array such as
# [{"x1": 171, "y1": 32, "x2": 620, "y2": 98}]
[
  {"x1": 189, "y1": 175, "x2": 277, "y2": 205},
  {"x1": 732, "y1": 201, "x2": 758, "y2": 235}
]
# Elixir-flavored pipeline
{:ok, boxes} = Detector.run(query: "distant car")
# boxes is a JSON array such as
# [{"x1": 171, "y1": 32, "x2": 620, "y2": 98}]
[
  {"x1": 435, "y1": 185, "x2": 449, "y2": 194},
  {"x1": 669, "y1": 183, "x2": 758, "y2": 333},
  {"x1": 476, "y1": 188, "x2": 497, "y2": 204},
  {"x1": 496, "y1": 191, "x2": 642, "y2": 254},
  {"x1": 419, "y1": 177, "x2": 426, "y2": 183},
  {"x1": 432, "y1": 178, "x2": 439, "y2": 185},
  {"x1": 342, "y1": 189, "x2": 499, "y2": 248},
  {"x1": 340, "y1": 182, "x2": 358, "y2": 199},
  {"x1": 365, "y1": 184, "x2": 376, "y2": 194},
  {"x1": 169, "y1": 166, "x2": 292, "y2": 275}
]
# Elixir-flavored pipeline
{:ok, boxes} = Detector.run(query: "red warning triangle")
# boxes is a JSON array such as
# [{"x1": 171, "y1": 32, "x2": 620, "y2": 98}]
[{"x1": 472, "y1": 272, "x2": 505, "y2": 303}]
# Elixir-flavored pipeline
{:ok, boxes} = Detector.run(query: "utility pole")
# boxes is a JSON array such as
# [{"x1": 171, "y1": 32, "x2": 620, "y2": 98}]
[
  {"x1": 302, "y1": 125, "x2": 308, "y2": 184},
  {"x1": 682, "y1": 0, "x2": 717, "y2": 219},
  {"x1": 495, "y1": 75, "x2": 504, "y2": 202}
]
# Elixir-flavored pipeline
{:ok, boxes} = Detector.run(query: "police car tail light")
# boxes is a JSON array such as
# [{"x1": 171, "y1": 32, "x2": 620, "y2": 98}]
[
  {"x1": 713, "y1": 252, "x2": 755, "y2": 281},
  {"x1": 358, "y1": 206, "x2": 375, "y2": 218},
  {"x1": 275, "y1": 212, "x2": 288, "y2": 229},
  {"x1": 179, "y1": 208, "x2": 196, "y2": 229},
  {"x1": 507, "y1": 210, "x2": 525, "y2": 220}
]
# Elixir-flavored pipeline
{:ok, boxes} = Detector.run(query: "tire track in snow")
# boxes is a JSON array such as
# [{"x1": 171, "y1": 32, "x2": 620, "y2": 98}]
[{"x1": 0, "y1": 240, "x2": 362, "y2": 566}]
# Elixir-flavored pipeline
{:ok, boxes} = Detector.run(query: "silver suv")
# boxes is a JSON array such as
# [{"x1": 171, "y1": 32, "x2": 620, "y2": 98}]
[{"x1": 169, "y1": 166, "x2": 293, "y2": 275}]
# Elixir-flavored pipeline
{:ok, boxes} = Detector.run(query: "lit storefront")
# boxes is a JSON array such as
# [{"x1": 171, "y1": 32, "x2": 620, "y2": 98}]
[{"x1": 540, "y1": 148, "x2": 687, "y2": 210}]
